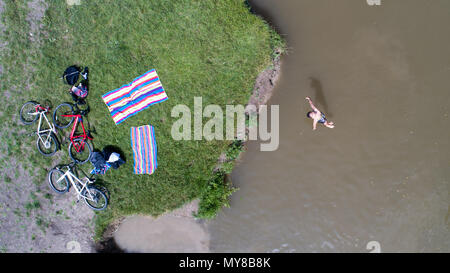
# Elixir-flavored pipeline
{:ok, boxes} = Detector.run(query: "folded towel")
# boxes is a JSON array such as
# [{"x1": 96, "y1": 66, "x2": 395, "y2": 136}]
[
  {"x1": 130, "y1": 125, "x2": 158, "y2": 175},
  {"x1": 102, "y1": 69, "x2": 168, "y2": 125}
]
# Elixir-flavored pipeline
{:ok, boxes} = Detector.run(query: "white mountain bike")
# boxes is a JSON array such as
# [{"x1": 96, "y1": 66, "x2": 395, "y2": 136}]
[
  {"x1": 48, "y1": 162, "x2": 108, "y2": 211},
  {"x1": 19, "y1": 101, "x2": 59, "y2": 156}
]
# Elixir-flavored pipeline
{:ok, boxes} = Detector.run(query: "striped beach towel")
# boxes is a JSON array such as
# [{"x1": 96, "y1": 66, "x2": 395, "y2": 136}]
[
  {"x1": 102, "y1": 69, "x2": 168, "y2": 125},
  {"x1": 130, "y1": 125, "x2": 158, "y2": 175}
]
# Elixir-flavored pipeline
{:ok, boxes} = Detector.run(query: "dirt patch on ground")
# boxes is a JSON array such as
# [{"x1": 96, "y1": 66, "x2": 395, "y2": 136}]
[
  {"x1": 0, "y1": 165, "x2": 96, "y2": 253},
  {"x1": 26, "y1": 0, "x2": 47, "y2": 44},
  {"x1": 96, "y1": 199, "x2": 201, "y2": 252},
  {"x1": 107, "y1": 200, "x2": 206, "y2": 253},
  {"x1": 113, "y1": 214, "x2": 209, "y2": 253},
  {"x1": 0, "y1": 0, "x2": 96, "y2": 253}
]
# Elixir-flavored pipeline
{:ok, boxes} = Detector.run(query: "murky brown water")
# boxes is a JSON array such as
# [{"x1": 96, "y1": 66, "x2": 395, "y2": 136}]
[
  {"x1": 208, "y1": 0, "x2": 450, "y2": 252},
  {"x1": 114, "y1": 0, "x2": 449, "y2": 253}
]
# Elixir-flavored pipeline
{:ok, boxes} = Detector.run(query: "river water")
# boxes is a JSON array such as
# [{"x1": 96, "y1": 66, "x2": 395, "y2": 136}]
[
  {"x1": 114, "y1": 0, "x2": 449, "y2": 253},
  {"x1": 207, "y1": 0, "x2": 450, "y2": 252}
]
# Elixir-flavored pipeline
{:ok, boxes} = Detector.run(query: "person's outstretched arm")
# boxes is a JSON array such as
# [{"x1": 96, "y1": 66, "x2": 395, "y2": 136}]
[
  {"x1": 312, "y1": 119, "x2": 318, "y2": 130},
  {"x1": 305, "y1": 97, "x2": 320, "y2": 113}
]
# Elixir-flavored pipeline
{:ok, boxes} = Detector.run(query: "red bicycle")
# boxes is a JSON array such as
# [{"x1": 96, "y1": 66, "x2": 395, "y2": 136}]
[{"x1": 53, "y1": 103, "x2": 93, "y2": 164}]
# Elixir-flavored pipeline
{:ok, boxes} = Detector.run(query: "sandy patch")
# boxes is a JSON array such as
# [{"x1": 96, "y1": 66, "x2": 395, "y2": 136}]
[
  {"x1": 97, "y1": 199, "x2": 203, "y2": 253},
  {"x1": 114, "y1": 215, "x2": 209, "y2": 253}
]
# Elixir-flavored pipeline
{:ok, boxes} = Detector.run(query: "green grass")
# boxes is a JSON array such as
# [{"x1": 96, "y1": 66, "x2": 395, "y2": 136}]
[
  {"x1": 1, "y1": 0, "x2": 284, "y2": 240},
  {"x1": 35, "y1": 215, "x2": 50, "y2": 233},
  {"x1": 3, "y1": 176, "x2": 12, "y2": 184},
  {"x1": 25, "y1": 201, "x2": 40, "y2": 211}
]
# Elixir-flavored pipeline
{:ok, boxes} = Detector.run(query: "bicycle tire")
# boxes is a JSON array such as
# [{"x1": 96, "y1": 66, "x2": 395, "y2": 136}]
[
  {"x1": 48, "y1": 167, "x2": 70, "y2": 194},
  {"x1": 68, "y1": 138, "x2": 92, "y2": 164},
  {"x1": 19, "y1": 101, "x2": 39, "y2": 125},
  {"x1": 53, "y1": 103, "x2": 74, "y2": 129},
  {"x1": 83, "y1": 186, "x2": 108, "y2": 211},
  {"x1": 36, "y1": 132, "x2": 58, "y2": 156}
]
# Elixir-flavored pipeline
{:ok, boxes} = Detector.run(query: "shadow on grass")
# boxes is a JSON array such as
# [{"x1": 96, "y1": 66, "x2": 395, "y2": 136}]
[{"x1": 102, "y1": 145, "x2": 127, "y2": 163}]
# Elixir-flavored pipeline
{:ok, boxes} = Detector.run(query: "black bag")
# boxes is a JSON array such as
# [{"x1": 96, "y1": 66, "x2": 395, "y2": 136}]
[
  {"x1": 62, "y1": 65, "x2": 81, "y2": 85},
  {"x1": 89, "y1": 148, "x2": 125, "y2": 175},
  {"x1": 90, "y1": 152, "x2": 107, "y2": 170}
]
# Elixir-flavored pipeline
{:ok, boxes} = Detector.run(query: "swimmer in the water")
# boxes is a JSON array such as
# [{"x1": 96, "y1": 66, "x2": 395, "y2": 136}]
[{"x1": 305, "y1": 96, "x2": 335, "y2": 130}]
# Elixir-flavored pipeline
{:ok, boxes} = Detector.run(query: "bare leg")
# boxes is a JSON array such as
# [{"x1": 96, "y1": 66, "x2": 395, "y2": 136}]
[{"x1": 324, "y1": 121, "x2": 335, "y2": 128}]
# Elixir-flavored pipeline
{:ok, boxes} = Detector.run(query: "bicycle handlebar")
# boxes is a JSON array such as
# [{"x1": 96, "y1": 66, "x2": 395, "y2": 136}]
[
  {"x1": 36, "y1": 104, "x2": 50, "y2": 113},
  {"x1": 65, "y1": 161, "x2": 95, "y2": 181},
  {"x1": 72, "y1": 103, "x2": 90, "y2": 116},
  {"x1": 80, "y1": 108, "x2": 90, "y2": 116}
]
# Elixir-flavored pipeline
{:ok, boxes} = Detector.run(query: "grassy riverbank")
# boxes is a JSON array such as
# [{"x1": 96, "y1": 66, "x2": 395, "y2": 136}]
[{"x1": 0, "y1": 0, "x2": 284, "y2": 241}]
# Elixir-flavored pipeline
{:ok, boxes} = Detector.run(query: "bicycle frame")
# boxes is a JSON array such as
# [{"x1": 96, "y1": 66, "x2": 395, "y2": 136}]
[
  {"x1": 61, "y1": 114, "x2": 93, "y2": 153},
  {"x1": 32, "y1": 105, "x2": 57, "y2": 147},
  {"x1": 56, "y1": 167, "x2": 96, "y2": 202}
]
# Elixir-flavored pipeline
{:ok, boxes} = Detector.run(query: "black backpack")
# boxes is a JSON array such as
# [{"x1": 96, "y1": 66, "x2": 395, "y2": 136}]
[{"x1": 62, "y1": 65, "x2": 81, "y2": 85}]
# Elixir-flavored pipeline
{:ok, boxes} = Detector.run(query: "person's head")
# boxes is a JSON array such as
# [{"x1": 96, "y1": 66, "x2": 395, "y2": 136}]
[{"x1": 306, "y1": 111, "x2": 313, "y2": 119}]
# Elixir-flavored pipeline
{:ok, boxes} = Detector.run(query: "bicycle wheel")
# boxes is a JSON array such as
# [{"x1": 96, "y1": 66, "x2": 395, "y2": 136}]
[
  {"x1": 19, "y1": 101, "x2": 39, "y2": 125},
  {"x1": 69, "y1": 138, "x2": 92, "y2": 164},
  {"x1": 53, "y1": 103, "x2": 74, "y2": 129},
  {"x1": 48, "y1": 167, "x2": 70, "y2": 193},
  {"x1": 83, "y1": 186, "x2": 108, "y2": 211},
  {"x1": 36, "y1": 132, "x2": 58, "y2": 156}
]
